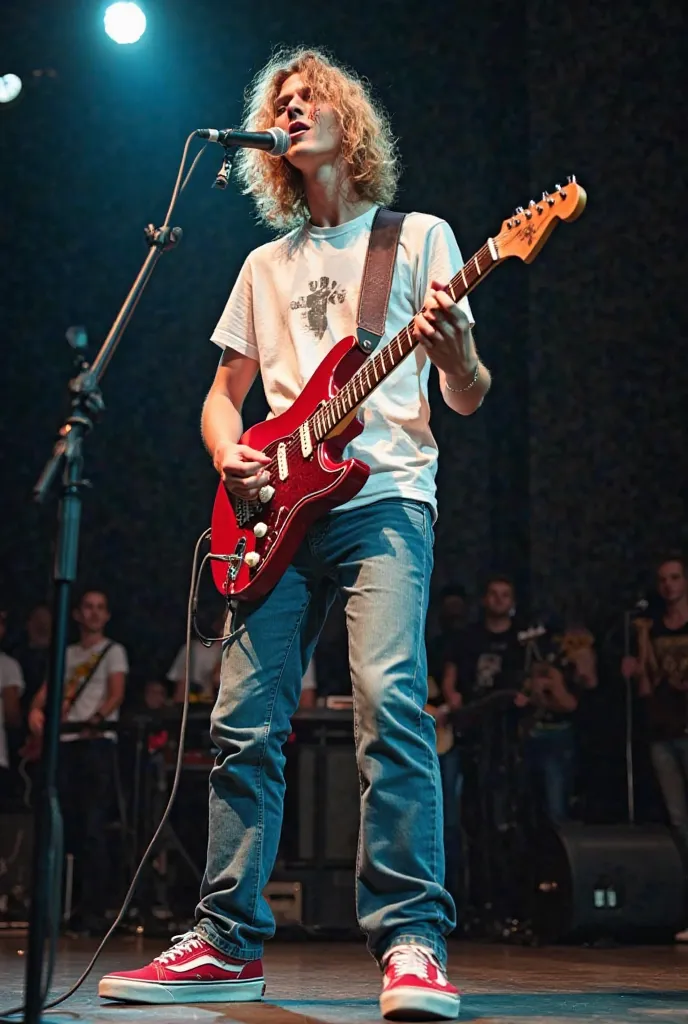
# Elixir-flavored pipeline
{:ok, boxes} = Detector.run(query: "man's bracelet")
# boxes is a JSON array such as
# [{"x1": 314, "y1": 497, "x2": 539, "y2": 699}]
[{"x1": 445, "y1": 362, "x2": 480, "y2": 393}]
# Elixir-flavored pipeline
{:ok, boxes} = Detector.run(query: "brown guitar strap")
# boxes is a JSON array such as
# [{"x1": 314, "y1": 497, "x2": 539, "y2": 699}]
[{"x1": 356, "y1": 208, "x2": 406, "y2": 354}]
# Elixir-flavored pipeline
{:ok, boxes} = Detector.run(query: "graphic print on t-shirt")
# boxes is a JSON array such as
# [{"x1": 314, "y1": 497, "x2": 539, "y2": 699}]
[
  {"x1": 475, "y1": 652, "x2": 503, "y2": 693},
  {"x1": 290, "y1": 276, "x2": 346, "y2": 339},
  {"x1": 653, "y1": 633, "x2": 688, "y2": 690}
]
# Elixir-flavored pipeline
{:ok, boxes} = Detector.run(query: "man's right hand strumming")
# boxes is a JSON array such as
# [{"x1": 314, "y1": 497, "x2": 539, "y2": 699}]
[{"x1": 213, "y1": 441, "x2": 271, "y2": 500}]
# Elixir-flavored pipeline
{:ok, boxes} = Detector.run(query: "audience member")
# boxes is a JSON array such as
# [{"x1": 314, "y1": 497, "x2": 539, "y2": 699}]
[
  {"x1": 167, "y1": 617, "x2": 223, "y2": 704},
  {"x1": 28, "y1": 589, "x2": 128, "y2": 934},
  {"x1": 0, "y1": 607, "x2": 24, "y2": 807},
  {"x1": 623, "y1": 555, "x2": 688, "y2": 941},
  {"x1": 11, "y1": 603, "x2": 52, "y2": 716},
  {"x1": 520, "y1": 622, "x2": 597, "y2": 825}
]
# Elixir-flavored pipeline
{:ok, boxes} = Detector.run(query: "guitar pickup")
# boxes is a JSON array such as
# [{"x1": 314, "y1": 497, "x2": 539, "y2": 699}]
[
  {"x1": 277, "y1": 442, "x2": 289, "y2": 481},
  {"x1": 299, "y1": 422, "x2": 313, "y2": 458}
]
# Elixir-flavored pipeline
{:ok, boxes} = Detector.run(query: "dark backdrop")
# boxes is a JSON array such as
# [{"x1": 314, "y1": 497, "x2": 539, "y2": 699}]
[{"x1": 0, "y1": 0, "x2": 685, "y2": 682}]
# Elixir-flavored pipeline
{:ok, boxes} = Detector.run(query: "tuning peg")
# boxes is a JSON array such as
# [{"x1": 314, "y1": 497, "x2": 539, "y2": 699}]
[
  {"x1": 541, "y1": 190, "x2": 549, "y2": 198},
  {"x1": 555, "y1": 183, "x2": 562, "y2": 191},
  {"x1": 528, "y1": 199, "x2": 536, "y2": 206},
  {"x1": 566, "y1": 174, "x2": 576, "y2": 183}
]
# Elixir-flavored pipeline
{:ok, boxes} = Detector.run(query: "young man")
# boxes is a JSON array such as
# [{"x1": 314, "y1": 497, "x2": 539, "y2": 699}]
[
  {"x1": 448, "y1": 576, "x2": 523, "y2": 704},
  {"x1": 100, "y1": 48, "x2": 490, "y2": 1017},
  {"x1": 29, "y1": 589, "x2": 128, "y2": 932},
  {"x1": 0, "y1": 607, "x2": 24, "y2": 806},
  {"x1": 622, "y1": 556, "x2": 688, "y2": 942}
]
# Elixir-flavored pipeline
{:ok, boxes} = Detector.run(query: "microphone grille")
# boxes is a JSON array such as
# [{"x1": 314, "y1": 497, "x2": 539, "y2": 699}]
[{"x1": 268, "y1": 127, "x2": 291, "y2": 156}]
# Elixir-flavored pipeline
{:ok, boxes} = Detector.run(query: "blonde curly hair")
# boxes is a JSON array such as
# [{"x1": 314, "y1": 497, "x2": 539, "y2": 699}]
[{"x1": 234, "y1": 47, "x2": 400, "y2": 231}]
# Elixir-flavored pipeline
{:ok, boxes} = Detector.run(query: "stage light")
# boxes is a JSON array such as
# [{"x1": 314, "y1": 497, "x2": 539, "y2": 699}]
[
  {"x1": 104, "y1": 3, "x2": 147, "y2": 45},
  {"x1": 0, "y1": 73, "x2": 22, "y2": 105}
]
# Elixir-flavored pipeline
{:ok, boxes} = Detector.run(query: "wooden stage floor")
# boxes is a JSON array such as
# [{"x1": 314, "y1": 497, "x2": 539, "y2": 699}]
[{"x1": 2, "y1": 936, "x2": 688, "y2": 1023}]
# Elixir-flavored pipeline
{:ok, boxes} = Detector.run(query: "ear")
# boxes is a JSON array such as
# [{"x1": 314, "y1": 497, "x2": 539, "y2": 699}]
[{"x1": 72, "y1": 607, "x2": 81, "y2": 624}]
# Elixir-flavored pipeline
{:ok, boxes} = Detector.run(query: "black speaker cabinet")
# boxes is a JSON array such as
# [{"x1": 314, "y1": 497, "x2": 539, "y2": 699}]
[{"x1": 530, "y1": 823, "x2": 685, "y2": 942}]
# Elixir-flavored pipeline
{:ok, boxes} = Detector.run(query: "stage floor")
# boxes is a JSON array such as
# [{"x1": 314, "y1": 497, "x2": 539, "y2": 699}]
[{"x1": 1, "y1": 936, "x2": 688, "y2": 1023}]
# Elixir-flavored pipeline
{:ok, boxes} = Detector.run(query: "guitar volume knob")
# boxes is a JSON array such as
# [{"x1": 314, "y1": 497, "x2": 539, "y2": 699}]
[
  {"x1": 244, "y1": 551, "x2": 261, "y2": 568},
  {"x1": 258, "y1": 485, "x2": 275, "y2": 503},
  {"x1": 253, "y1": 522, "x2": 268, "y2": 538}
]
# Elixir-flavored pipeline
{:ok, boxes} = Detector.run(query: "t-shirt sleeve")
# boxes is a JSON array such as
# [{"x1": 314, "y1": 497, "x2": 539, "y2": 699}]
[
  {"x1": 0, "y1": 656, "x2": 25, "y2": 696},
  {"x1": 166, "y1": 645, "x2": 186, "y2": 683},
  {"x1": 107, "y1": 643, "x2": 129, "y2": 676},
  {"x1": 210, "y1": 256, "x2": 259, "y2": 361},
  {"x1": 301, "y1": 657, "x2": 317, "y2": 691},
  {"x1": 416, "y1": 220, "x2": 475, "y2": 327}
]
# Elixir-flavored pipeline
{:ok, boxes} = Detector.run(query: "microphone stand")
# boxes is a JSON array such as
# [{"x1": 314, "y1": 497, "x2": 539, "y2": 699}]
[{"x1": 24, "y1": 222, "x2": 181, "y2": 1024}]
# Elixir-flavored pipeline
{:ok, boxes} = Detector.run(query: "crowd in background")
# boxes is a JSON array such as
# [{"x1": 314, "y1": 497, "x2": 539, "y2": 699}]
[{"x1": 1, "y1": 553, "x2": 687, "y2": 935}]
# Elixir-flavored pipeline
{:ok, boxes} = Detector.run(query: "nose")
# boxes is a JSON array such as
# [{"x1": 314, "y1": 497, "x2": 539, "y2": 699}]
[{"x1": 287, "y1": 97, "x2": 305, "y2": 120}]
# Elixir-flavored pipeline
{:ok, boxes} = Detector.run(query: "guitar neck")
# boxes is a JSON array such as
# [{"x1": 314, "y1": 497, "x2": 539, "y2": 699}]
[{"x1": 309, "y1": 237, "x2": 501, "y2": 441}]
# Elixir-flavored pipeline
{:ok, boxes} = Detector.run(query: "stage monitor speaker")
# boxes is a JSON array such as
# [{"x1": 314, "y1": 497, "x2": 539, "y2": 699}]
[{"x1": 530, "y1": 823, "x2": 685, "y2": 942}]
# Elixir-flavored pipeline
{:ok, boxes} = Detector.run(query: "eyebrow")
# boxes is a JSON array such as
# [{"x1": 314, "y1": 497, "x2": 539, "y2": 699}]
[{"x1": 275, "y1": 84, "x2": 310, "y2": 107}]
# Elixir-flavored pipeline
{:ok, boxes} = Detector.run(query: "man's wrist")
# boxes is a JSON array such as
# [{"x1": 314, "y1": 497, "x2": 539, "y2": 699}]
[{"x1": 445, "y1": 361, "x2": 481, "y2": 393}]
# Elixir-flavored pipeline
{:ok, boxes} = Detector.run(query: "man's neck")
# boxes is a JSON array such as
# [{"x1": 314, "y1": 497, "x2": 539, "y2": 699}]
[
  {"x1": 303, "y1": 162, "x2": 374, "y2": 228},
  {"x1": 664, "y1": 598, "x2": 688, "y2": 627},
  {"x1": 484, "y1": 615, "x2": 512, "y2": 634},
  {"x1": 79, "y1": 631, "x2": 105, "y2": 649}
]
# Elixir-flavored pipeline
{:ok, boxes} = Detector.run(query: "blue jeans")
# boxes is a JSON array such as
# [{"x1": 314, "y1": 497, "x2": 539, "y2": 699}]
[
  {"x1": 650, "y1": 737, "x2": 688, "y2": 851},
  {"x1": 195, "y1": 498, "x2": 455, "y2": 965},
  {"x1": 524, "y1": 725, "x2": 576, "y2": 825}
]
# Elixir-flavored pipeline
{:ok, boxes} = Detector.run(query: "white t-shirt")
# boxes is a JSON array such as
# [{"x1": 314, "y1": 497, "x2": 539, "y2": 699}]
[
  {"x1": 166, "y1": 639, "x2": 222, "y2": 700},
  {"x1": 302, "y1": 657, "x2": 316, "y2": 692},
  {"x1": 0, "y1": 652, "x2": 25, "y2": 769},
  {"x1": 62, "y1": 638, "x2": 129, "y2": 742},
  {"x1": 211, "y1": 205, "x2": 474, "y2": 518}
]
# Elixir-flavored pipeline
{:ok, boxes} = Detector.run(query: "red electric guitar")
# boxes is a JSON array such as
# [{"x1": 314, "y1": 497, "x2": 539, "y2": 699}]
[{"x1": 211, "y1": 179, "x2": 587, "y2": 601}]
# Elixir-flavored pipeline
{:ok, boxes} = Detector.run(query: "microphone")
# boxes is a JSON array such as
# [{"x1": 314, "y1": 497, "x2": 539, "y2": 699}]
[{"x1": 195, "y1": 127, "x2": 291, "y2": 156}]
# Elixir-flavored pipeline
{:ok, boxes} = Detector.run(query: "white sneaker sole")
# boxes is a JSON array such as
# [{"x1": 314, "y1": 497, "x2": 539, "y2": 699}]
[
  {"x1": 98, "y1": 976, "x2": 266, "y2": 1004},
  {"x1": 380, "y1": 986, "x2": 460, "y2": 1021}
]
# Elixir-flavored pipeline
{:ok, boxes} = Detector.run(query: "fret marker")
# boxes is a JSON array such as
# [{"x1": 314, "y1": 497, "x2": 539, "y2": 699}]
[
  {"x1": 460, "y1": 268, "x2": 468, "y2": 290},
  {"x1": 474, "y1": 255, "x2": 481, "y2": 276}
]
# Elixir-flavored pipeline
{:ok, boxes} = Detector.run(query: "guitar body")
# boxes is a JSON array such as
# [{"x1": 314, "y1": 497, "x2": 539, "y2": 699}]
[{"x1": 211, "y1": 335, "x2": 371, "y2": 601}]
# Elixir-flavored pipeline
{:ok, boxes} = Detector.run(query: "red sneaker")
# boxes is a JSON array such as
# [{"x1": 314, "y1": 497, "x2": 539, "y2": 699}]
[
  {"x1": 380, "y1": 944, "x2": 460, "y2": 1020},
  {"x1": 98, "y1": 931, "x2": 265, "y2": 1004}
]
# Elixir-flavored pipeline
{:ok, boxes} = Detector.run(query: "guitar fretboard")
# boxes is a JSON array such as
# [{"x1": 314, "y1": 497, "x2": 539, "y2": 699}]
[{"x1": 308, "y1": 238, "x2": 500, "y2": 441}]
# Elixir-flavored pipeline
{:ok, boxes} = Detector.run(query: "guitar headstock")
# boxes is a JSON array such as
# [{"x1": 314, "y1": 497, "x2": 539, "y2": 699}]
[{"x1": 495, "y1": 176, "x2": 587, "y2": 264}]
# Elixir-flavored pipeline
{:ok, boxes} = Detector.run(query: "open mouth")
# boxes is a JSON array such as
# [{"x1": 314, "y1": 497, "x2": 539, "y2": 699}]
[{"x1": 288, "y1": 122, "x2": 310, "y2": 138}]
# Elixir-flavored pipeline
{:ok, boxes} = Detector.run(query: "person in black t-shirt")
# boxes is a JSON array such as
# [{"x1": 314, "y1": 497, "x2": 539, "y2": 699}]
[
  {"x1": 624, "y1": 558, "x2": 688, "y2": 845},
  {"x1": 623, "y1": 556, "x2": 688, "y2": 943},
  {"x1": 449, "y1": 575, "x2": 524, "y2": 706}
]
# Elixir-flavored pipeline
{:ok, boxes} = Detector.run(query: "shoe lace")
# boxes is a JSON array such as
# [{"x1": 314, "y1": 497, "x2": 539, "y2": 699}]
[
  {"x1": 387, "y1": 945, "x2": 433, "y2": 979},
  {"x1": 155, "y1": 931, "x2": 204, "y2": 964}
]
